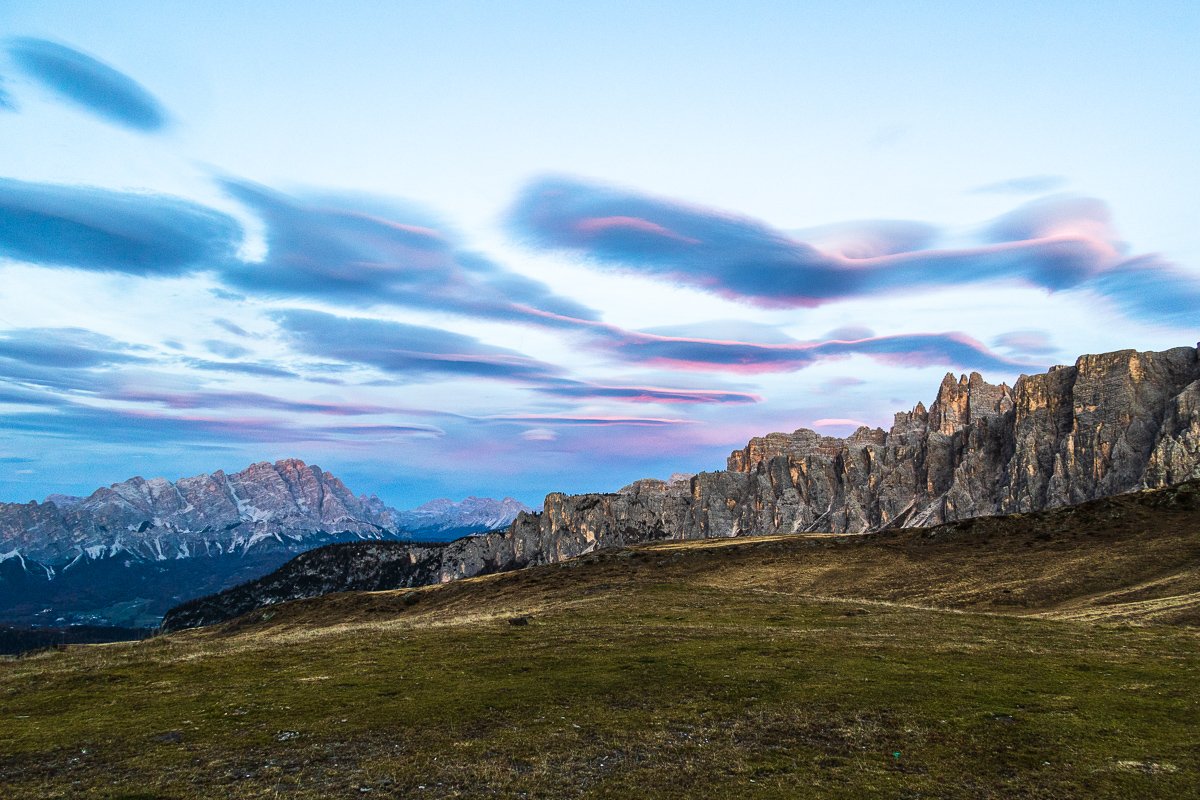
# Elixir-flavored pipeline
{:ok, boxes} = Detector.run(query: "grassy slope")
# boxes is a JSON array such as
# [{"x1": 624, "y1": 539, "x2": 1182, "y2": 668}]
[{"x1": 1, "y1": 482, "x2": 1199, "y2": 799}]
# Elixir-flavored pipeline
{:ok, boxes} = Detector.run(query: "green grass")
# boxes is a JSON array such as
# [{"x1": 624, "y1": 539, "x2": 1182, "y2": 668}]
[{"x1": 2, "y1": 572, "x2": 1198, "y2": 799}]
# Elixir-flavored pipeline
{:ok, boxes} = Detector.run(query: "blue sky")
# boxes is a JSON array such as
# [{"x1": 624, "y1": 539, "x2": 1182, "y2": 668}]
[{"x1": 0, "y1": 1, "x2": 1197, "y2": 507}]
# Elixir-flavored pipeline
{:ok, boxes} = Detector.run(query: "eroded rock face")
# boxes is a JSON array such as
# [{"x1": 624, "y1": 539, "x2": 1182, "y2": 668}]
[
  {"x1": 162, "y1": 345, "x2": 1200, "y2": 631},
  {"x1": 425, "y1": 344, "x2": 1200, "y2": 550},
  {"x1": 0, "y1": 458, "x2": 402, "y2": 565},
  {"x1": 500, "y1": 346, "x2": 1200, "y2": 547}
]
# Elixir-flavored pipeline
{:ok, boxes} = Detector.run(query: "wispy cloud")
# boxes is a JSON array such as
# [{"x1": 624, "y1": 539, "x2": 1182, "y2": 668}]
[
  {"x1": 213, "y1": 318, "x2": 250, "y2": 337},
  {"x1": 590, "y1": 326, "x2": 1029, "y2": 375},
  {"x1": 509, "y1": 177, "x2": 1199, "y2": 326},
  {"x1": 273, "y1": 308, "x2": 564, "y2": 383},
  {"x1": 533, "y1": 381, "x2": 760, "y2": 405},
  {"x1": 4, "y1": 405, "x2": 443, "y2": 446},
  {"x1": 203, "y1": 340, "x2": 252, "y2": 359},
  {"x1": 183, "y1": 359, "x2": 302, "y2": 380},
  {"x1": 0, "y1": 73, "x2": 14, "y2": 111},
  {"x1": 970, "y1": 175, "x2": 1068, "y2": 195},
  {"x1": 107, "y1": 388, "x2": 410, "y2": 417},
  {"x1": 0, "y1": 327, "x2": 147, "y2": 369},
  {"x1": 992, "y1": 330, "x2": 1057, "y2": 356},
  {"x1": 7, "y1": 38, "x2": 168, "y2": 131},
  {"x1": 1081, "y1": 256, "x2": 1200, "y2": 329},
  {"x1": 0, "y1": 178, "x2": 241, "y2": 275},
  {"x1": 222, "y1": 180, "x2": 599, "y2": 326},
  {"x1": 0, "y1": 328, "x2": 150, "y2": 393},
  {"x1": 482, "y1": 413, "x2": 695, "y2": 428}
]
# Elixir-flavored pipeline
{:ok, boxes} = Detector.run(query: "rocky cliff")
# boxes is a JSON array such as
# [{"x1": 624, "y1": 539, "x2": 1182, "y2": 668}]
[{"x1": 163, "y1": 345, "x2": 1200, "y2": 630}]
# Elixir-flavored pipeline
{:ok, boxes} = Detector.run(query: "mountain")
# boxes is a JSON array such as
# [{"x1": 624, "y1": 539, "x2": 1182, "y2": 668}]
[
  {"x1": 163, "y1": 344, "x2": 1200, "y2": 630},
  {"x1": 0, "y1": 458, "x2": 402, "y2": 566},
  {"x1": 0, "y1": 458, "x2": 411, "y2": 626},
  {"x1": 0, "y1": 458, "x2": 523, "y2": 626},
  {"x1": 395, "y1": 496, "x2": 532, "y2": 540}
]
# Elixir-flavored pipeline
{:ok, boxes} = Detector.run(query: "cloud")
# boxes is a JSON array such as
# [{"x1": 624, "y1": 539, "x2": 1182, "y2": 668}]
[
  {"x1": 4, "y1": 405, "x2": 443, "y2": 447},
  {"x1": 0, "y1": 74, "x2": 13, "y2": 111},
  {"x1": 811, "y1": 418, "x2": 871, "y2": 428},
  {"x1": 183, "y1": 359, "x2": 301, "y2": 380},
  {"x1": 638, "y1": 319, "x2": 798, "y2": 344},
  {"x1": 7, "y1": 38, "x2": 167, "y2": 131},
  {"x1": 273, "y1": 309, "x2": 771, "y2": 401},
  {"x1": 816, "y1": 376, "x2": 866, "y2": 393},
  {"x1": 509, "y1": 177, "x2": 1177, "y2": 316},
  {"x1": 220, "y1": 180, "x2": 599, "y2": 326},
  {"x1": 1081, "y1": 256, "x2": 1200, "y2": 329},
  {"x1": 273, "y1": 308, "x2": 563, "y2": 383},
  {"x1": 0, "y1": 178, "x2": 241, "y2": 275},
  {"x1": 0, "y1": 327, "x2": 147, "y2": 369},
  {"x1": 214, "y1": 318, "x2": 250, "y2": 337},
  {"x1": 600, "y1": 329, "x2": 1030, "y2": 374},
  {"x1": 203, "y1": 340, "x2": 252, "y2": 359},
  {"x1": 789, "y1": 220, "x2": 939, "y2": 259},
  {"x1": 107, "y1": 388, "x2": 408, "y2": 417},
  {"x1": 0, "y1": 327, "x2": 155, "y2": 394},
  {"x1": 822, "y1": 325, "x2": 875, "y2": 341},
  {"x1": 992, "y1": 330, "x2": 1057, "y2": 356},
  {"x1": 483, "y1": 414, "x2": 694, "y2": 427},
  {"x1": 0, "y1": 383, "x2": 71, "y2": 408},
  {"x1": 970, "y1": 175, "x2": 1068, "y2": 195},
  {"x1": 534, "y1": 381, "x2": 760, "y2": 405}
]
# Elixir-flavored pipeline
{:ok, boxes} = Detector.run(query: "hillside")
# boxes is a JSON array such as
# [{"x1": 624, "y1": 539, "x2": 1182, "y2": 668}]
[{"x1": 3, "y1": 479, "x2": 1199, "y2": 798}]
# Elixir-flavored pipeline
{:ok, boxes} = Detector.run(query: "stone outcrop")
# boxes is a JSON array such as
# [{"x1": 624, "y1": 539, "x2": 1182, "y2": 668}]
[{"x1": 162, "y1": 345, "x2": 1200, "y2": 631}]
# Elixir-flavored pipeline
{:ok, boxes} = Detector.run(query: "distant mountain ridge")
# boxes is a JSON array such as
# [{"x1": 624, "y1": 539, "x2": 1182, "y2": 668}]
[
  {"x1": 0, "y1": 458, "x2": 401, "y2": 568},
  {"x1": 396, "y1": 496, "x2": 533, "y2": 539},
  {"x1": 0, "y1": 460, "x2": 527, "y2": 626}
]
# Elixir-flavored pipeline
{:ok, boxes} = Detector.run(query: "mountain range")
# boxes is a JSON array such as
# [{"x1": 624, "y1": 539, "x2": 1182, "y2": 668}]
[
  {"x1": 163, "y1": 344, "x2": 1200, "y2": 630},
  {"x1": 0, "y1": 460, "x2": 529, "y2": 626}
]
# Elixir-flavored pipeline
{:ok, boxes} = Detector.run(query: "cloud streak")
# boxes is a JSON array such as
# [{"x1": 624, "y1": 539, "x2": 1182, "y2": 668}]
[
  {"x1": 509, "y1": 177, "x2": 1198, "y2": 325},
  {"x1": 0, "y1": 178, "x2": 241, "y2": 275},
  {"x1": 273, "y1": 309, "x2": 564, "y2": 383},
  {"x1": 533, "y1": 382, "x2": 761, "y2": 405},
  {"x1": 970, "y1": 175, "x2": 1068, "y2": 195},
  {"x1": 4, "y1": 405, "x2": 443, "y2": 447},
  {"x1": 598, "y1": 328, "x2": 1029, "y2": 374},
  {"x1": 0, "y1": 74, "x2": 13, "y2": 111},
  {"x1": 0, "y1": 327, "x2": 146, "y2": 369},
  {"x1": 7, "y1": 38, "x2": 167, "y2": 131},
  {"x1": 106, "y1": 389, "x2": 404, "y2": 417},
  {"x1": 222, "y1": 180, "x2": 600, "y2": 326}
]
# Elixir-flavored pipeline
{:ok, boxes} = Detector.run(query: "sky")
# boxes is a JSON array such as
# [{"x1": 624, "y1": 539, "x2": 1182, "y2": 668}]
[{"x1": 0, "y1": 1, "x2": 1197, "y2": 507}]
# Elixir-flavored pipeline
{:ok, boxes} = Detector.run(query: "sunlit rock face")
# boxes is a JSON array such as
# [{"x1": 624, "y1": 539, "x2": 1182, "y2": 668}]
[
  {"x1": 517, "y1": 346, "x2": 1200, "y2": 543},
  {"x1": 163, "y1": 345, "x2": 1200, "y2": 632}
]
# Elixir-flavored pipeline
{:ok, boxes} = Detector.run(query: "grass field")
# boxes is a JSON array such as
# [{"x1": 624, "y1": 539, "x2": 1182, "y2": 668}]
[{"x1": 3, "y1": 483, "x2": 1200, "y2": 798}]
